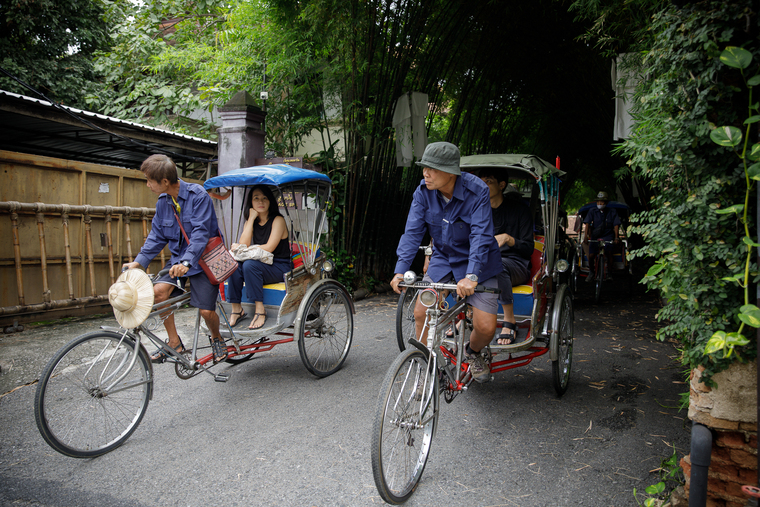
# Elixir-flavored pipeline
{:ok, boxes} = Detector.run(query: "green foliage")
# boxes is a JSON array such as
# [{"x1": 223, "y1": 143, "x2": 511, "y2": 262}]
[
  {"x1": 0, "y1": 0, "x2": 109, "y2": 107},
  {"x1": 621, "y1": 1, "x2": 759, "y2": 385},
  {"x1": 322, "y1": 248, "x2": 356, "y2": 293},
  {"x1": 633, "y1": 445, "x2": 684, "y2": 506}
]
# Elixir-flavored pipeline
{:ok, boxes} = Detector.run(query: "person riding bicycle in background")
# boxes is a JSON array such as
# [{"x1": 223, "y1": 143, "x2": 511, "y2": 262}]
[
  {"x1": 122, "y1": 154, "x2": 228, "y2": 363},
  {"x1": 390, "y1": 142, "x2": 502, "y2": 382},
  {"x1": 583, "y1": 191, "x2": 621, "y2": 282}
]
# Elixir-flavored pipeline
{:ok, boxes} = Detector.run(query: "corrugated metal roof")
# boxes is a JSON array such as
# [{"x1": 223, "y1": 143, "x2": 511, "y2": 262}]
[{"x1": 0, "y1": 89, "x2": 217, "y2": 176}]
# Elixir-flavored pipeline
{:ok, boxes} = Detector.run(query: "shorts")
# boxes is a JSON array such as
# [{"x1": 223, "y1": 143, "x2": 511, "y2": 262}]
[
  {"x1": 421, "y1": 272, "x2": 498, "y2": 315},
  {"x1": 155, "y1": 263, "x2": 219, "y2": 311}
]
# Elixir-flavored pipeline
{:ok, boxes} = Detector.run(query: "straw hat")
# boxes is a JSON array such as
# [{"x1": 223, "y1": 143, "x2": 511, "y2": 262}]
[{"x1": 108, "y1": 269, "x2": 154, "y2": 328}]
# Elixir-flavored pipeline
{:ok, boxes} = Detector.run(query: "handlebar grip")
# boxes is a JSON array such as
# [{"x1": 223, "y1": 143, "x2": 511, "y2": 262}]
[
  {"x1": 476, "y1": 284, "x2": 501, "y2": 295},
  {"x1": 158, "y1": 268, "x2": 171, "y2": 277}
]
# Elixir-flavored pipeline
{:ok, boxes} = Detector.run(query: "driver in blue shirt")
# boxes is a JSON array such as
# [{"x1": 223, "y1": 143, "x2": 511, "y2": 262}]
[{"x1": 390, "y1": 142, "x2": 502, "y2": 382}]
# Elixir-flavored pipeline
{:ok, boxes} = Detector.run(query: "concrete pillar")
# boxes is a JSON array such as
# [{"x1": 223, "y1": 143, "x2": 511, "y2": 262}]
[
  {"x1": 217, "y1": 91, "x2": 266, "y2": 175},
  {"x1": 215, "y1": 91, "x2": 266, "y2": 249}
]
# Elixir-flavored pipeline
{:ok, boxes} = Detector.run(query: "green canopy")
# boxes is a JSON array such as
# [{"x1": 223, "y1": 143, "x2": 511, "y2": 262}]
[{"x1": 459, "y1": 154, "x2": 565, "y2": 180}]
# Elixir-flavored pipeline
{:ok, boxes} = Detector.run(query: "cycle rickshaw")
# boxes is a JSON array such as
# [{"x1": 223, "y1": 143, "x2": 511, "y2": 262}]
[
  {"x1": 34, "y1": 164, "x2": 354, "y2": 458},
  {"x1": 570, "y1": 200, "x2": 633, "y2": 303},
  {"x1": 373, "y1": 154, "x2": 574, "y2": 504}
]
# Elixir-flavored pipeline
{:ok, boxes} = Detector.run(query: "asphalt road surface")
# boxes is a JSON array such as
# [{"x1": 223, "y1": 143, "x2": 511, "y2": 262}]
[{"x1": 0, "y1": 278, "x2": 690, "y2": 506}]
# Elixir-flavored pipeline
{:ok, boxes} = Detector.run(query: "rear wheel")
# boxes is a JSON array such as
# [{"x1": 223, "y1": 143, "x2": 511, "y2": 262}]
[
  {"x1": 34, "y1": 331, "x2": 152, "y2": 458},
  {"x1": 298, "y1": 283, "x2": 353, "y2": 377},
  {"x1": 551, "y1": 285, "x2": 574, "y2": 396},
  {"x1": 395, "y1": 289, "x2": 418, "y2": 352},
  {"x1": 371, "y1": 349, "x2": 439, "y2": 504}
]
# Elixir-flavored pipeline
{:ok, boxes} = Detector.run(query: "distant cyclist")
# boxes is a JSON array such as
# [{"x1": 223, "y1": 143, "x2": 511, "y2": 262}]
[{"x1": 583, "y1": 191, "x2": 621, "y2": 282}]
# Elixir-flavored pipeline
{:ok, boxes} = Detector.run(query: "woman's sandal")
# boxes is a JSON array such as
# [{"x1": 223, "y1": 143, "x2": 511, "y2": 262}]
[
  {"x1": 494, "y1": 321, "x2": 518, "y2": 346},
  {"x1": 229, "y1": 310, "x2": 247, "y2": 328},
  {"x1": 248, "y1": 312, "x2": 267, "y2": 330},
  {"x1": 211, "y1": 338, "x2": 228, "y2": 362},
  {"x1": 150, "y1": 341, "x2": 185, "y2": 364}
]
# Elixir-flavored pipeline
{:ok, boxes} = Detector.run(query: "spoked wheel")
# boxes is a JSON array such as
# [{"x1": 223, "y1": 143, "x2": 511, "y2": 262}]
[
  {"x1": 225, "y1": 336, "x2": 260, "y2": 364},
  {"x1": 594, "y1": 256, "x2": 605, "y2": 304},
  {"x1": 395, "y1": 288, "x2": 418, "y2": 352},
  {"x1": 551, "y1": 285, "x2": 574, "y2": 396},
  {"x1": 298, "y1": 283, "x2": 354, "y2": 377},
  {"x1": 371, "y1": 349, "x2": 439, "y2": 504},
  {"x1": 569, "y1": 255, "x2": 579, "y2": 298},
  {"x1": 34, "y1": 331, "x2": 152, "y2": 458}
]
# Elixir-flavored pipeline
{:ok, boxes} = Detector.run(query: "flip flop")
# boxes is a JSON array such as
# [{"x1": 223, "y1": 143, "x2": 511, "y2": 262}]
[
  {"x1": 248, "y1": 312, "x2": 267, "y2": 330},
  {"x1": 229, "y1": 310, "x2": 246, "y2": 328},
  {"x1": 150, "y1": 341, "x2": 185, "y2": 364}
]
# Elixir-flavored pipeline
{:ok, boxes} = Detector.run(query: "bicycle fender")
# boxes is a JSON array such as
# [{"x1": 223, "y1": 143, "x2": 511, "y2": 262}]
[
  {"x1": 98, "y1": 326, "x2": 155, "y2": 400},
  {"x1": 293, "y1": 279, "x2": 355, "y2": 336},
  {"x1": 549, "y1": 283, "x2": 569, "y2": 362}
]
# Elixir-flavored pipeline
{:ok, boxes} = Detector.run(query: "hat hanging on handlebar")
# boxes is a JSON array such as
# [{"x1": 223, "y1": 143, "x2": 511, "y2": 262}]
[{"x1": 108, "y1": 269, "x2": 154, "y2": 329}]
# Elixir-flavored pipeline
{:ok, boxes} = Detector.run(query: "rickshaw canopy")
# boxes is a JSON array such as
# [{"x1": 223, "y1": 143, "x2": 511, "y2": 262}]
[
  {"x1": 459, "y1": 154, "x2": 565, "y2": 180},
  {"x1": 203, "y1": 164, "x2": 331, "y2": 190}
]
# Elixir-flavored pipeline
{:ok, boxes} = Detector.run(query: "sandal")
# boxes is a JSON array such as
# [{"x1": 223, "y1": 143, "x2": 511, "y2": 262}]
[
  {"x1": 229, "y1": 310, "x2": 247, "y2": 328},
  {"x1": 150, "y1": 341, "x2": 185, "y2": 364},
  {"x1": 248, "y1": 312, "x2": 267, "y2": 330},
  {"x1": 211, "y1": 338, "x2": 228, "y2": 362},
  {"x1": 494, "y1": 321, "x2": 518, "y2": 346}
]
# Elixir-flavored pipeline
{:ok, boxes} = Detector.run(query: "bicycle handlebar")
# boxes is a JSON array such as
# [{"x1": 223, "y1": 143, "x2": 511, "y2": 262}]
[{"x1": 400, "y1": 281, "x2": 500, "y2": 295}]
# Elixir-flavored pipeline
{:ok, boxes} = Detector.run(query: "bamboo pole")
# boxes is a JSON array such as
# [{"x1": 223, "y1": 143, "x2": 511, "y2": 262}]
[
  {"x1": 83, "y1": 206, "x2": 97, "y2": 297},
  {"x1": 35, "y1": 203, "x2": 51, "y2": 303},
  {"x1": 9, "y1": 202, "x2": 24, "y2": 306},
  {"x1": 124, "y1": 208, "x2": 133, "y2": 262},
  {"x1": 105, "y1": 206, "x2": 115, "y2": 285},
  {"x1": 61, "y1": 204, "x2": 75, "y2": 299}
]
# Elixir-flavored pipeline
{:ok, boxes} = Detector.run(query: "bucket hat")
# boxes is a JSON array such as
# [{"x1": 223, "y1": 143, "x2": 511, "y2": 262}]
[
  {"x1": 415, "y1": 142, "x2": 461, "y2": 175},
  {"x1": 108, "y1": 269, "x2": 154, "y2": 329},
  {"x1": 596, "y1": 191, "x2": 610, "y2": 201}
]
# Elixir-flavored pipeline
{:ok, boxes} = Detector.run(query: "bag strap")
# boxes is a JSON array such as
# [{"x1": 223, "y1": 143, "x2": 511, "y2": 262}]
[{"x1": 173, "y1": 209, "x2": 192, "y2": 245}]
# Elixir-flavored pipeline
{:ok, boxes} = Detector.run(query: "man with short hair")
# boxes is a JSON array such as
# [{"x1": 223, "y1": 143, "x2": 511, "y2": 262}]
[
  {"x1": 583, "y1": 191, "x2": 621, "y2": 282},
  {"x1": 390, "y1": 142, "x2": 502, "y2": 381},
  {"x1": 122, "y1": 154, "x2": 228, "y2": 362}
]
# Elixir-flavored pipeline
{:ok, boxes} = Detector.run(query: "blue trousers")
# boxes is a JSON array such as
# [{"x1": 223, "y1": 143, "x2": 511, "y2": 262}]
[{"x1": 226, "y1": 257, "x2": 291, "y2": 304}]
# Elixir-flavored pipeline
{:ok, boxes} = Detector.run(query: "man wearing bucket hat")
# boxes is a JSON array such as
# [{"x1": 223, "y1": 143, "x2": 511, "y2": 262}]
[
  {"x1": 390, "y1": 142, "x2": 502, "y2": 382},
  {"x1": 122, "y1": 154, "x2": 227, "y2": 363},
  {"x1": 583, "y1": 190, "x2": 621, "y2": 282}
]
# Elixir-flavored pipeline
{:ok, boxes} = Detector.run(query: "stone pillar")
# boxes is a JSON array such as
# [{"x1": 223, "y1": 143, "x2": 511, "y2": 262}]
[
  {"x1": 215, "y1": 91, "x2": 266, "y2": 252},
  {"x1": 217, "y1": 91, "x2": 266, "y2": 175},
  {"x1": 681, "y1": 363, "x2": 758, "y2": 507}
]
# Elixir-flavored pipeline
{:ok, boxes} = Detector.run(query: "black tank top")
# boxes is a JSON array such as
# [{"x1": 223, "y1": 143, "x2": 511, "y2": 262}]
[{"x1": 253, "y1": 217, "x2": 290, "y2": 259}]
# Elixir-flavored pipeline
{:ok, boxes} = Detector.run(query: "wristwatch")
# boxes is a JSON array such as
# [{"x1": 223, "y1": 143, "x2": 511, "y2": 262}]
[
  {"x1": 181, "y1": 260, "x2": 191, "y2": 268},
  {"x1": 465, "y1": 274, "x2": 478, "y2": 282}
]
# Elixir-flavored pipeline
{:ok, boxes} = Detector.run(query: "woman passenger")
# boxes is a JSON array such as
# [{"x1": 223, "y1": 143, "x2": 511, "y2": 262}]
[{"x1": 227, "y1": 185, "x2": 291, "y2": 330}]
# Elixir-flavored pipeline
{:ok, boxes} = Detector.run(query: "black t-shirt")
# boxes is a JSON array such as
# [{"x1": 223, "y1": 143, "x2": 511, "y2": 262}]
[{"x1": 491, "y1": 196, "x2": 533, "y2": 260}]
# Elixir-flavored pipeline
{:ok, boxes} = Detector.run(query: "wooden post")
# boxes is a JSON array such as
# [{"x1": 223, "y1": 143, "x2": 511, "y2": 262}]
[
  {"x1": 61, "y1": 204, "x2": 75, "y2": 299},
  {"x1": 35, "y1": 203, "x2": 51, "y2": 303},
  {"x1": 105, "y1": 206, "x2": 115, "y2": 285},
  {"x1": 83, "y1": 206, "x2": 97, "y2": 297},
  {"x1": 9, "y1": 202, "x2": 24, "y2": 306}
]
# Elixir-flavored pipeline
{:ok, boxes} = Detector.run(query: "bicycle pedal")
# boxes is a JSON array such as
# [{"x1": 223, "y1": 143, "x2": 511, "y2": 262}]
[{"x1": 214, "y1": 373, "x2": 230, "y2": 382}]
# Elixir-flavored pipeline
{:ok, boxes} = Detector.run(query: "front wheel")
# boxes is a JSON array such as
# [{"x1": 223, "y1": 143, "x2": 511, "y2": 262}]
[
  {"x1": 594, "y1": 255, "x2": 605, "y2": 304},
  {"x1": 551, "y1": 285, "x2": 574, "y2": 396},
  {"x1": 34, "y1": 331, "x2": 152, "y2": 458},
  {"x1": 371, "y1": 349, "x2": 439, "y2": 504},
  {"x1": 298, "y1": 283, "x2": 354, "y2": 377},
  {"x1": 395, "y1": 288, "x2": 418, "y2": 352}
]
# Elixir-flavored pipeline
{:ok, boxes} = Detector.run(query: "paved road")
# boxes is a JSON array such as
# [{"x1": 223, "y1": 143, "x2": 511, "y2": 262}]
[{"x1": 0, "y1": 280, "x2": 689, "y2": 506}]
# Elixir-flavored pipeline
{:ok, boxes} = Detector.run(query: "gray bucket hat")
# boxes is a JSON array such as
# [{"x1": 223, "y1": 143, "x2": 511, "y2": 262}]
[{"x1": 415, "y1": 142, "x2": 461, "y2": 175}]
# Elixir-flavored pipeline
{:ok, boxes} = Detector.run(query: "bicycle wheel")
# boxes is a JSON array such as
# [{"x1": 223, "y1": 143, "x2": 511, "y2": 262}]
[
  {"x1": 551, "y1": 285, "x2": 574, "y2": 396},
  {"x1": 371, "y1": 348, "x2": 439, "y2": 504},
  {"x1": 395, "y1": 288, "x2": 418, "y2": 352},
  {"x1": 34, "y1": 331, "x2": 152, "y2": 458},
  {"x1": 298, "y1": 283, "x2": 354, "y2": 377},
  {"x1": 594, "y1": 255, "x2": 605, "y2": 303}
]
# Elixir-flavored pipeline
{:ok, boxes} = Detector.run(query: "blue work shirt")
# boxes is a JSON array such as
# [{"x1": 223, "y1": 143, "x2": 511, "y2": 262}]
[
  {"x1": 394, "y1": 172, "x2": 502, "y2": 283},
  {"x1": 134, "y1": 180, "x2": 219, "y2": 276},
  {"x1": 584, "y1": 206, "x2": 621, "y2": 240}
]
